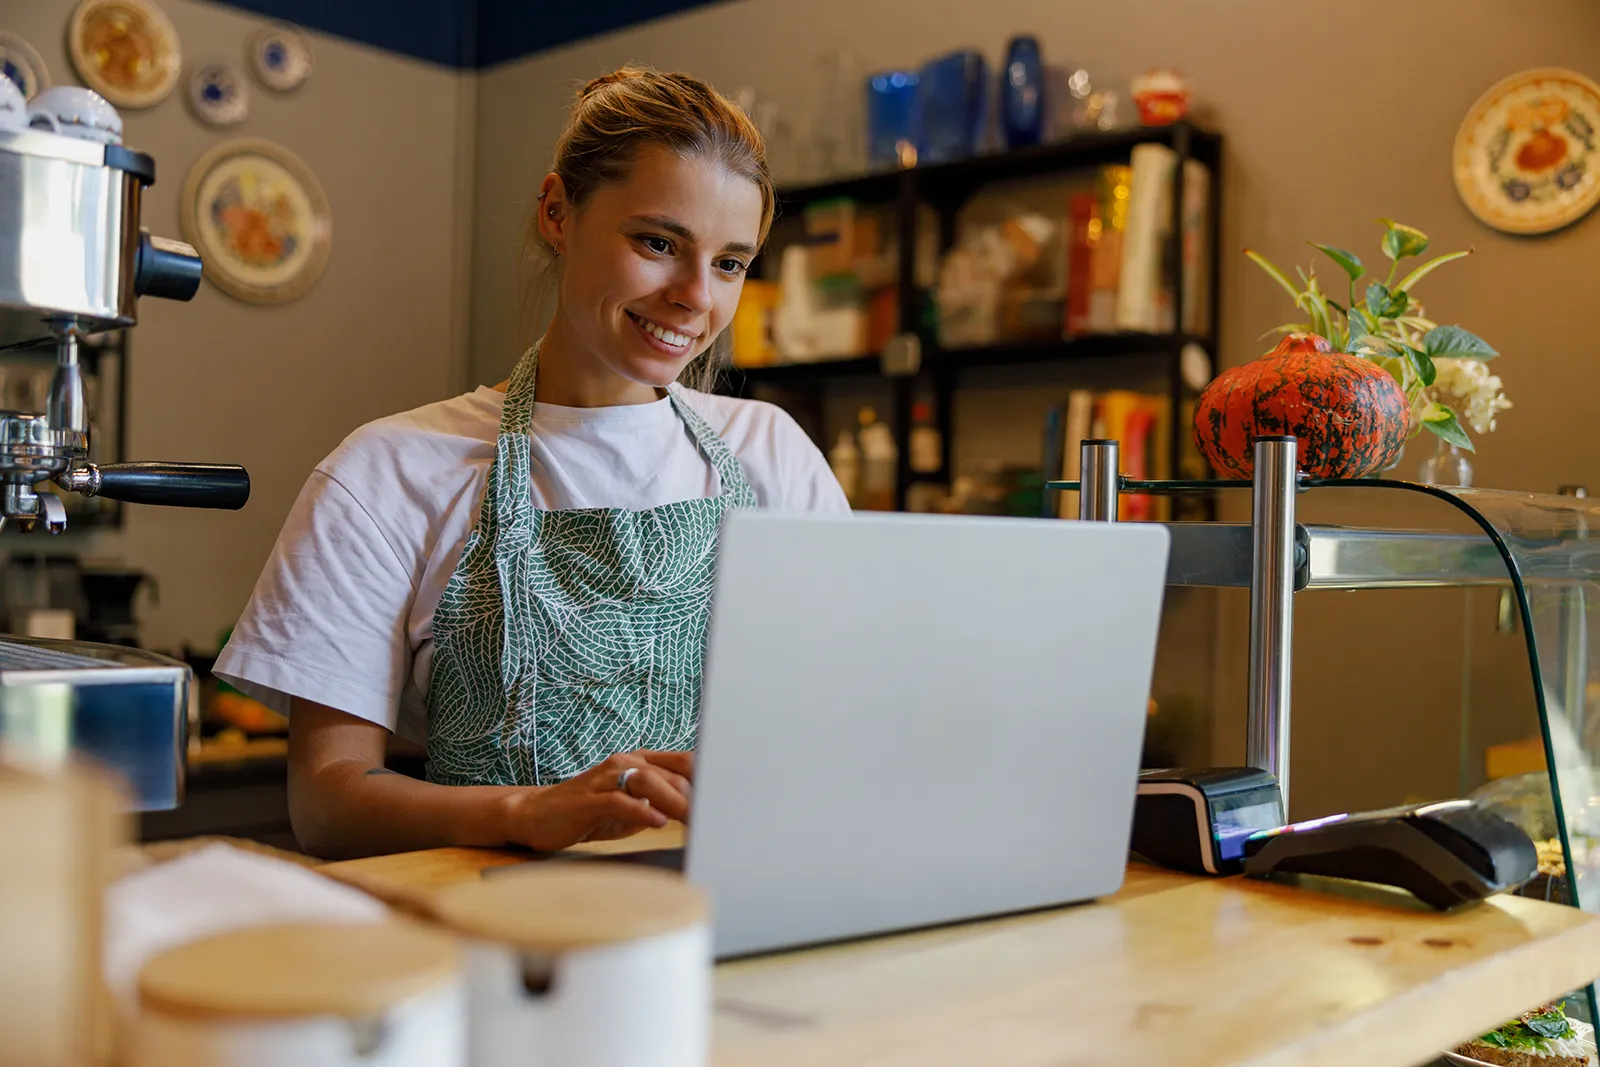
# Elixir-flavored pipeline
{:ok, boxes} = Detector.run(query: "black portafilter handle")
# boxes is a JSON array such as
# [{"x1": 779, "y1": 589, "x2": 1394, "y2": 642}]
[{"x1": 88, "y1": 462, "x2": 251, "y2": 510}]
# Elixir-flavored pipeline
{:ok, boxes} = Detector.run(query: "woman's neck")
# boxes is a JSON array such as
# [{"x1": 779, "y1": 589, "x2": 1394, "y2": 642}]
[{"x1": 498, "y1": 310, "x2": 664, "y2": 407}]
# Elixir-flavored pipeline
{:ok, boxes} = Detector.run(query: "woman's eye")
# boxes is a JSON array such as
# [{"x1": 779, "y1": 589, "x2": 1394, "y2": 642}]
[
  {"x1": 718, "y1": 258, "x2": 749, "y2": 275},
  {"x1": 641, "y1": 235, "x2": 672, "y2": 255}
]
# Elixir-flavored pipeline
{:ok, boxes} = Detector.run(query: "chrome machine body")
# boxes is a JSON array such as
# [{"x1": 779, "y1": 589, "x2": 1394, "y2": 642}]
[{"x1": 0, "y1": 86, "x2": 251, "y2": 810}]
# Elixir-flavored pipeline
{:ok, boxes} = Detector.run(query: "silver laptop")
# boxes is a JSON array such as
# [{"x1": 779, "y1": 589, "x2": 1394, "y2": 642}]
[{"x1": 667, "y1": 509, "x2": 1170, "y2": 958}]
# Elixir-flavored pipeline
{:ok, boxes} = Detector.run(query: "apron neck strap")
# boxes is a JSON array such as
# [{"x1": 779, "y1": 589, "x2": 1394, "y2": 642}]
[{"x1": 493, "y1": 344, "x2": 755, "y2": 507}]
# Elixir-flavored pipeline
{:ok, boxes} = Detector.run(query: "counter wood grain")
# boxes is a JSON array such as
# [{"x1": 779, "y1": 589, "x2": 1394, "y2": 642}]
[{"x1": 319, "y1": 829, "x2": 1600, "y2": 1067}]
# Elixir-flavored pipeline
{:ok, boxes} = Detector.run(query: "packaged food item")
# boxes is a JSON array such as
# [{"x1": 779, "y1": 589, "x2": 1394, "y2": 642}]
[{"x1": 1130, "y1": 68, "x2": 1191, "y2": 125}]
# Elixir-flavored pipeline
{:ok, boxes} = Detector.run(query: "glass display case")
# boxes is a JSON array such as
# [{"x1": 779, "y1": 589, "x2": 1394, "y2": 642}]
[{"x1": 1053, "y1": 438, "x2": 1600, "y2": 1020}]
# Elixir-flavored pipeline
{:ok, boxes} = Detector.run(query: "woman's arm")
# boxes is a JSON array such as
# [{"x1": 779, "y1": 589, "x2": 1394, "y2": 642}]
[{"x1": 287, "y1": 698, "x2": 694, "y2": 860}]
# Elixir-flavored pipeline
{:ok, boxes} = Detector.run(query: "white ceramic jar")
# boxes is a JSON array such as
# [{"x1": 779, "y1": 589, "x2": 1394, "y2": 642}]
[
  {"x1": 131, "y1": 920, "x2": 466, "y2": 1067},
  {"x1": 432, "y1": 863, "x2": 712, "y2": 1067}
]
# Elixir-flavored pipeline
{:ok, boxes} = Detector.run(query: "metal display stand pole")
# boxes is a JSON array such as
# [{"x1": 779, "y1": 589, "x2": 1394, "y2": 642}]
[
  {"x1": 1079, "y1": 440, "x2": 1120, "y2": 522},
  {"x1": 1247, "y1": 437, "x2": 1298, "y2": 811}
]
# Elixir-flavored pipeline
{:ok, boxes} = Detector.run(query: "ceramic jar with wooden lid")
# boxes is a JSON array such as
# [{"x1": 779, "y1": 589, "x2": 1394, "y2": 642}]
[
  {"x1": 131, "y1": 921, "x2": 466, "y2": 1067},
  {"x1": 431, "y1": 863, "x2": 711, "y2": 1067}
]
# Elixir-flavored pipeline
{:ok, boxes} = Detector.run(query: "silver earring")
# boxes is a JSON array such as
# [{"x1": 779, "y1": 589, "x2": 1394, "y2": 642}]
[{"x1": 547, "y1": 207, "x2": 556, "y2": 218}]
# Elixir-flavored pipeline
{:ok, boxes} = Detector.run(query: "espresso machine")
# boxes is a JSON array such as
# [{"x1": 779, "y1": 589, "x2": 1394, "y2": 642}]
[{"x1": 0, "y1": 82, "x2": 251, "y2": 810}]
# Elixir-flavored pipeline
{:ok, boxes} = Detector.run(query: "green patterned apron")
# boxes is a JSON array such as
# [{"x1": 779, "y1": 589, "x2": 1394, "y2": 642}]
[{"x1": 425, "y1": 344, "x2": 755, "y2": 786}]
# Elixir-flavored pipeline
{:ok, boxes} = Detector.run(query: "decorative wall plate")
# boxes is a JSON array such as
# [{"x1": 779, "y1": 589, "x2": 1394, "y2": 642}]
[
  {"x1": 68, "y1": 0, "x2": 181, "y2": 109},
  {"x1": 1454, "y1": 67, "x2": 1600, "y2": 235},
  {"x1": 181, "y1": 139, "x2": 332, "y2": 305},
  {"x1": 0, "y1": 31, "x2": 51, "y2": 99},
  {"x1": 186, "y1": 60, "x2": 248, "y2": 126},
  {"x1": 248, "y1": 21, "x2": 312, "y2": 93}
]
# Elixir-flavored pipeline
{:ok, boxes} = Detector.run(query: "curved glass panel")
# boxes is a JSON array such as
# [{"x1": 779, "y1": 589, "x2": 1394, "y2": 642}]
[
  {"x1": 1428, "y1": 486, "x2": 1600, "y2": 915},
  {"x1": 1063, "y1": 475, "x2": 1600, "y2": 1023}
]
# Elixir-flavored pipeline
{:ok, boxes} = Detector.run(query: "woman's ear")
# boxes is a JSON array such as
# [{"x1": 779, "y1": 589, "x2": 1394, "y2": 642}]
[{"x1": 535, "y1": 173, "x2": 568, "y2": 256}]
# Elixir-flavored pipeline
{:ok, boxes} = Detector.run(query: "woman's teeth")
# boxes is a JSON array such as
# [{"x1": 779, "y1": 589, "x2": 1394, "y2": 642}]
[{"x1": 630, "y1": 311, "x2": 692, "y2": 348}]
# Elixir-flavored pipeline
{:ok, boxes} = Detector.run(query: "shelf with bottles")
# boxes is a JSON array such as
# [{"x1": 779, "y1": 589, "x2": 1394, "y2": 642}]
[
  {"x1": 723, "y1": 120, "x2": 1223, "y2": 514},
  {"x1": 772, "y1": 122, "x2": 1221, "y2": 212},
  {"x1": 0, "y1": 331, "x2": 127, "y2": 531}
]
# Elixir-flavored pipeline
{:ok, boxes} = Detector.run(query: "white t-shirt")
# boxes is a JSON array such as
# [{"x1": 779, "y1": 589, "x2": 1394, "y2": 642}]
[{"x1": 214, "y1": 386, "x2": 849, "y2": 744}]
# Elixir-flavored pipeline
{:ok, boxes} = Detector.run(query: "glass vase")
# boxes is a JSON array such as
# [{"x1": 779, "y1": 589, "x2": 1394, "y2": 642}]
[
  {"x1": 1001, "y1": 35, "x2": 1044, "y2": 149},
  {"x1": 1418, "y1": 435, "x2": 1474, "y2": 487}
]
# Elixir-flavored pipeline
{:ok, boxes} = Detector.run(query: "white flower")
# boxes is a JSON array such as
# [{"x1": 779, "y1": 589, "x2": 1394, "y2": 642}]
[{"x1": 1432, "y1": 357, "x2": 1512, "y2": 435}]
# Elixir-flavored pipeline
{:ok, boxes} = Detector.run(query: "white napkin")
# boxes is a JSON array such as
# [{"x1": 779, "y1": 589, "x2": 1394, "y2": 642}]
[{"x1": 103, "y1": 843, "x2": 389, "y2": 1014}]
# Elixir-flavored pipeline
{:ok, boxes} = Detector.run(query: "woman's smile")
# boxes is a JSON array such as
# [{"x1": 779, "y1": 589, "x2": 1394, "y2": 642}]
[{"x1": 625, "y1": 308, "x2": 701, "y2": 354}]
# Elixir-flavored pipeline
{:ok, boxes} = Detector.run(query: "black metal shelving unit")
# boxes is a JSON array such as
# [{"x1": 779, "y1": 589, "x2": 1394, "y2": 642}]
[{"x1": 719, "y1": 120, "x2": 1224, "y2": 516}]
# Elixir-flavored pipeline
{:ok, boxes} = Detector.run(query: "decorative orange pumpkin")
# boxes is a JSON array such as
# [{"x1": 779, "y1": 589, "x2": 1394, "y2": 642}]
[{"x1": 1193, "y1": 332, "x2": 1410, "y2": 479}]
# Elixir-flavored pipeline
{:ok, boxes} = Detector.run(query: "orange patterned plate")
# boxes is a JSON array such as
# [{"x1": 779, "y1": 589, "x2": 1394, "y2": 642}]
[
  {"x1": 1453, "y1": 67, "x2": 1600, "y2": 235},
  {"x1": 67, "y1": 0, "x2": 181, "y2": 110},
  {"x1": 180, "y1": 138, "x2": 333, "y2": 305}
]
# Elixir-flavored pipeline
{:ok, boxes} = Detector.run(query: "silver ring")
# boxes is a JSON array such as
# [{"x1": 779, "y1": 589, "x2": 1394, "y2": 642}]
[{"x1": 617, "y1": 767, "x2": 640, "y2": 794}]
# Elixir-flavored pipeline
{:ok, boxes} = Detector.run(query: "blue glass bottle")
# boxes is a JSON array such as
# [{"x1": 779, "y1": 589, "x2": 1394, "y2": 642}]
[{"x1": 1001, "y1": 35, "x2": 1044, "y2": 149}]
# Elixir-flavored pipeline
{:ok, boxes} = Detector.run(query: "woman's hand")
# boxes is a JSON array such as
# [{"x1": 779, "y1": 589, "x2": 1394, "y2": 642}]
[{"x1": 500, "y1": 750, "x2": 694, "y2": 852}]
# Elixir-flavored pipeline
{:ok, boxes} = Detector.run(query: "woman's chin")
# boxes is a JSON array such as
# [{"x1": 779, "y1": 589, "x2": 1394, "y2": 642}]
[{"x1": 608, "y1": 347, "x2": 700, "y2": 389}]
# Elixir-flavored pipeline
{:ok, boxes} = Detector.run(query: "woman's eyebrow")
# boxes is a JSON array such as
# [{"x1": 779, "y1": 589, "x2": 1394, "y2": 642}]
[{"x1": 628, "y1": 214, "x2": 756, "y2": 256}]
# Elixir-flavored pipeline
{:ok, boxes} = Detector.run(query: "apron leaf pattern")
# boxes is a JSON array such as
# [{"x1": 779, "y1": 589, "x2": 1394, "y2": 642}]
[{"x1": 425, "y1": 345, "x2": 755, "y2": 786}]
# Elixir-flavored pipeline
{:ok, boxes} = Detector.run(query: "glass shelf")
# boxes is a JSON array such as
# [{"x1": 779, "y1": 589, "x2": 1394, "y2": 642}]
[{"x1": 1060, "y1": 474, "x2": 1600, "y2": 1021}]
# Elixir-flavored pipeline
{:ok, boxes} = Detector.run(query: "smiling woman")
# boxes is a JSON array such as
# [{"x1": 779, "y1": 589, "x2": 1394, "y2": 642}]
[{"x1": 212, "y1": 67, "x2": 849, "y2": 860}]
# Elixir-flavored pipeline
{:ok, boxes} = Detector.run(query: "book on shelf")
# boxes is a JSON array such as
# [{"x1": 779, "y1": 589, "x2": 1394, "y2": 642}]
[
  {"x1": 1051, "y1": 387, "x2": 1178, "y2": 522},
  {"x1": 1064, "y1": 154, "x2": 1212, "y2": 341}
]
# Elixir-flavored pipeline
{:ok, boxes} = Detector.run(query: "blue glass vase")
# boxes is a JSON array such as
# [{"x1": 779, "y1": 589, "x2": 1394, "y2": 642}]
[
  {"x1": 866, "y1": 70, "x2": 920, "y2": 170},
  {"x1": 1001, "y1": 35, "x2": 1043, "y2": 149},
  {"x1": 917, "y1": 49, "x2": 989, "y2": 165}
]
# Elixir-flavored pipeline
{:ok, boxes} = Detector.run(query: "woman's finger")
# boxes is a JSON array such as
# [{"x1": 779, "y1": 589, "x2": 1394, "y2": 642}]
[
  {"x1": 641, "y1": 750, "x2": 694, "y2": 780},
  {"x1": 599, "y1": 788, "x2": 670, "y2": 828},
  {"x1": 621, "y1": 767, "x2": 691, "y2": 822}
]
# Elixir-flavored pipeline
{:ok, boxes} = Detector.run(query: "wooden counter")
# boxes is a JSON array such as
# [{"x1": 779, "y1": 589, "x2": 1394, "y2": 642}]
[{"x1": 319, "y1": 827, "x2": 1600, "y2": 1067}]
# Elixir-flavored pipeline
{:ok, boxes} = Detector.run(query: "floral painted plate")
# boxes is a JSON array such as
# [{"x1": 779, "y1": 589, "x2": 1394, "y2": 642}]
[
  {"x1": 180, "y1": 138, "x2": 333, "y2": 305},
  {"x1": 0, "y1": 31, "x2": 51, "y2": 99},
  {"x1": 68, "y1": 0, "x2": 182, "y2": 109},
  {"x1": 1454, "y1": 67, "x2": 1600, "y2": 235}
]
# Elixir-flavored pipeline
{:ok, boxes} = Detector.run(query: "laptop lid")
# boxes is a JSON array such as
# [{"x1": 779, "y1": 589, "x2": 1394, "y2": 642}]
[{"x1": 685, "y1": 511, "x2": 1171, "y2": 959}]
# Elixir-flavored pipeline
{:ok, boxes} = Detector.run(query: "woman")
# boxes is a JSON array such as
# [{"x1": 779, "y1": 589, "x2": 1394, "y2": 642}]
[{"x1": 215, "y1": 68, "x2": 848, "y2": 860}]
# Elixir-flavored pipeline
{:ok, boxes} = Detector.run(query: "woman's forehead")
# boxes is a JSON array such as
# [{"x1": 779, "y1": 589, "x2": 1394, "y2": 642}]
[{"x1": 589, "y1": 147, "x2": 763, "y2": 244}]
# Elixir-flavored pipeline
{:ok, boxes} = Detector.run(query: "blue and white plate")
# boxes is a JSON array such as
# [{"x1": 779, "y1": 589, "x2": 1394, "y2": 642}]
[
  {"x1": 0, "y1": 30, "x2": 50, "y2": 100},
  {"x1": 187, "y1": 60, "x2": 248, "y2": 126},
  {"x1": 248, "y1": 21, "x2": 311, "y2": 93}
]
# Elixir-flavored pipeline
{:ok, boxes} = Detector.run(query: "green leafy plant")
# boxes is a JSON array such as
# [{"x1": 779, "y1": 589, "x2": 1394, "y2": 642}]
[
  {"x1": 1472, "y1": 1002, "x2": 1577, "y2": 1052},
  {"x1": 1244, "y1": 219, "x2": 1510, "y2": 452}
]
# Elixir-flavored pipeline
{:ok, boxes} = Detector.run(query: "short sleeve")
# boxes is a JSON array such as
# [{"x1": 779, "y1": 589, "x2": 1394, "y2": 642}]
[
  {"x1": 213, "y1": 471, "x2": 416, "y2": 732},
  {"x1": 779, "y1": 425, "x2": 851, "y2": 514}
]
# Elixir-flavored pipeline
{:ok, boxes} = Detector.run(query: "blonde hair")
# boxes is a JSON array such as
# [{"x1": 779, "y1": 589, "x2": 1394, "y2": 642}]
[{"x1": 521, "y1": 66, "x2": 775, "y2": 392}]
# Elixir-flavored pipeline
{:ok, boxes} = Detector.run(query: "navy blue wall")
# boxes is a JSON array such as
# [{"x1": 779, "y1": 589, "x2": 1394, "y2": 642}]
[{"x1": 209, "y1": 0, "x2": 730, "y2": 69}]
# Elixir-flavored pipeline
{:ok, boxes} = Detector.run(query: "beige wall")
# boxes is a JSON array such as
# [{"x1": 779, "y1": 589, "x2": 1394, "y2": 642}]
[
  {"x1": 8, "y1": 1, "x2": 475, "y2": 653},
  {"x1": 468, "y1": 0, "x2": 1600, "y2": 818}
]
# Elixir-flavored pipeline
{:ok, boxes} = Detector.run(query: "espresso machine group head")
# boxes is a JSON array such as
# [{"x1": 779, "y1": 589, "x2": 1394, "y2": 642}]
[
  {"x1": 0, "y1": 82, "x2": 253, "y2": 811},
  {"x1": 1, "y1": 80, "x2": 250, "y2": 533}
]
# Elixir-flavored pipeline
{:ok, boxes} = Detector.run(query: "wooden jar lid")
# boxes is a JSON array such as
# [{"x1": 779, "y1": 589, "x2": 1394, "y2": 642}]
[
  {"x1": 431, "y1": 863, "x2": 708, "y2": 953},
  {"x1": 138, "y1": 921, "x2": 458, "y2": 1021}
]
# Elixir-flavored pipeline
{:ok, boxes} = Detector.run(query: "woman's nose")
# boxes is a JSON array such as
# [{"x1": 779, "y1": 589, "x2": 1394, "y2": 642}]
[{"x1": 667, "y1": 262, "x2": 714, "y2": 313}]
